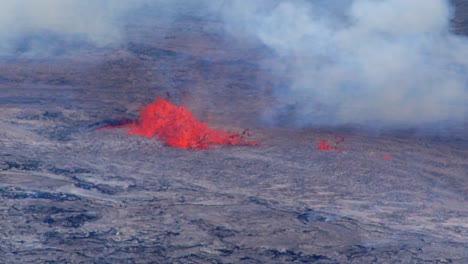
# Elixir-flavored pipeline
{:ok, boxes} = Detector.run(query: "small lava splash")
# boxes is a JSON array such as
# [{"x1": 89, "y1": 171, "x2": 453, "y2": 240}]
[
  {"x1": 317, "y1": 136, "x2": 345, "y2": 152},
  {"x1": 103, "y1": 97, "x2": 258, "y2": 150},
  {"x1": 369, "y1": 152, "x2": 393, "y2": 160}
]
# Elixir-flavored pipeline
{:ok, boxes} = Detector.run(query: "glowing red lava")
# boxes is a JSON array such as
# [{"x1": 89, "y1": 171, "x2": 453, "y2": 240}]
[
  {"x1": 383, "y1": 154, "x2": 392, "y2": 160},
  {"x1": 317, "y1": 136, "x2": 344, "y2": 152},
  {"x1": 105, "y1": 97, "x2": 258, "y2": 150}
]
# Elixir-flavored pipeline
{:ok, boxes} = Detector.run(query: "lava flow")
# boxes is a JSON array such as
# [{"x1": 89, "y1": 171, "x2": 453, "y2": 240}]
[{"x1": 105, "y1": 97, "x2": 258, "y2": 150}]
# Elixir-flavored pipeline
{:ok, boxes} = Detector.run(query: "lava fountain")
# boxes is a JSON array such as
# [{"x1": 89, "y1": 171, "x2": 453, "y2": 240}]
[{"x1": 103, "y1": 97, "x2": 258, "y2": 150}]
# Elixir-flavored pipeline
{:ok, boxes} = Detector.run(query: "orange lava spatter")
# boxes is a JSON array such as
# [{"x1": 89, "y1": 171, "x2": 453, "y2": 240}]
[
  {"x1": 317, "y1": 139, "x2": 342, "y2": 152},
  {"x1": 383, "y1": 154, "x2": 392, "y2": 160},
  {"x1": 126, "y1": 97, "x2": 258, "y2": 149},
  {"x1": 317, "y1": 140, "x2": 331, "y2": 150}
]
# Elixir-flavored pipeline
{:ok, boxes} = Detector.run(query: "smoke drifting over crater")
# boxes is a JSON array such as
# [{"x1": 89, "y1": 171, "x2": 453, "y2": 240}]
[
  {"x1": 0, "y1": 0, "x2": 155, "y2": 56},
  {"x1": 221, "y1": 0, "x2": 468, "y2": 128},
  {"x1": 2, "y1": 0, "x2": 467, "y2": 129}
]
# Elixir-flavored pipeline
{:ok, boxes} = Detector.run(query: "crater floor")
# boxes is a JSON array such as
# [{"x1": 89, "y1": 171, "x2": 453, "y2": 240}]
[{"x1": 1, "y1": 3, "x2": 467, "y2": 263}]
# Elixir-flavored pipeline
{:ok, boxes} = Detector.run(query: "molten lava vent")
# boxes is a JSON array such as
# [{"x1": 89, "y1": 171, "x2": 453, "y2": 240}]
[
  {"x1": 105, "y1": 97, "x2": 258, "y2": 150},
  {"x1": 316, "y1": 136, "x2": 345, "y2": 152}
]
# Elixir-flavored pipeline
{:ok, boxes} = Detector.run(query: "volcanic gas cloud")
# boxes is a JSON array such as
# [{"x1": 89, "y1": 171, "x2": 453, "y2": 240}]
[{"x1": 105, "y1": 97, "x2": 257, "y2": 150}]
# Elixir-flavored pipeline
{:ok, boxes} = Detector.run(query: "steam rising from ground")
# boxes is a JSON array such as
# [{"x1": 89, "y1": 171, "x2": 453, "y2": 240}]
[
  {"x1": 1, "y1": 0, "x2": 467, "y2": 128},
  {"x1": 0, "y1": 0, "x2": 156, "y2": 56},
  {"x1": 221, "y1": 0, "x2": 468, "y2": 127}
]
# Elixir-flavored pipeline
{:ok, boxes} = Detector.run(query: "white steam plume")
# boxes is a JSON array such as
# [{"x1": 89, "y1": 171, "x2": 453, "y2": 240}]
[
  {"x1": 0, "y1": 0, "x2": 466, "y2": 128},
  {"x1": 0, "y1": 1, "x2": 220, "y2": 56},
  {"x1": 0, "y1": 0, "x2": 157, "y2": 56},
  {"x1": 221, "y1": 0, "x2": 468, "y2": 127}
]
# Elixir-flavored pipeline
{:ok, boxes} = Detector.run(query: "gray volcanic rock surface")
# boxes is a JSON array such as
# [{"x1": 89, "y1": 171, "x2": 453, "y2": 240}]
[
  {"x1": 1, "y1": 2, "x2": 468, "y2": 264},
  {"x1": 452, "y1": 0, "x2": 468, "y2": 34}
]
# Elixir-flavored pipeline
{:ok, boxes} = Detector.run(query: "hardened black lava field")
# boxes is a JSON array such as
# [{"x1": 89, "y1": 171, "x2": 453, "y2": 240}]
[{"x1": 1, "y1": 1, "x2": 467, "y2": 263}]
